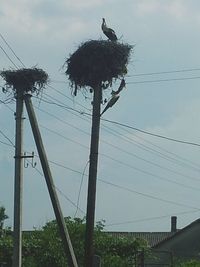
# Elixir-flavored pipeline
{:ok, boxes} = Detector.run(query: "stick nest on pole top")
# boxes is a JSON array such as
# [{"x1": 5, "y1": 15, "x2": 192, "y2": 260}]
[
  {"x1": 64, "y1": 40, "x2": 133, "y2": 94},
  {"x1": 0, "y1": 67, "x2": 49, "y2": 96}
]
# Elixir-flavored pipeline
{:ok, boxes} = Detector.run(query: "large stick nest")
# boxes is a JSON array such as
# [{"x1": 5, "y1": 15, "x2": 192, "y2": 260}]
[
  {"x1": 65, "y1": 40, "x2": 133, "y2": 89},
  {"x1": 0, "y1": 68, "x2": 49, "y2": 95}
]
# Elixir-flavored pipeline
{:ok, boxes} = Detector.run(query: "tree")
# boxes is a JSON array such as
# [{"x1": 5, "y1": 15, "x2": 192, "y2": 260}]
[
  {"x1": 0, "y1": 206, "x2": 8, "y2": 229},
  {"x1": 0, "y1": 216, "x2": 148, "y2": 267},
  {"x1": 32, "y1": 217, "x2": 148, "y2": 267}
]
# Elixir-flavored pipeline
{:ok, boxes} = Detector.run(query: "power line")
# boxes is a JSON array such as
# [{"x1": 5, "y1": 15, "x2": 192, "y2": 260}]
[
  {"x1": 38, "y1": 115, "x2": 200, "y2": 187},
  {"x1": 116, "y1": 125, "x2": 200, "y2": 172},
  {"x1": 105, "y1": 209, "x2": 200, "y2": 227},
  {"x1": 28, "y1": 160, "x2": 86, "y2": 215},
  {"x1": 0, "y1": 139, "x2": 14, "y2": 147},
  {"x1": 1, "y1": 127, "x2": 200, "y2": 214},
  {"x1": 37, "y1": 101, "x2": 200, "y2": 183},
  {"x1": 39, "y1": 124, "x2": 88, "y2": 150},
  {"x1": 36, "y1": 155, "x2": 200, "y2": 211},
  {"x1": 98, "y1": 178, "x2": 200, "y2": 211},
  {"x1": 127, "y1": 76, "x2": 200, "y2": 84},
  {"x1": 42, "y1": 92, "x2": 200, "y2": 149},
  {"x1": 36, "y1": 92, "x2": 199, "y2": 181},
  {"x1": 0, "y1": 33, "x2": 26, "y2": 68},
  {"x1": 55, "y1": 186, "x2": 86, "y2": 216},
  {"x1": 0, "y1": 129, "x2": 15, "y2": 147},
  {"x1": 48, "y1": 84, "x2": 91, "y2": 112},
  {"x1": 102, "y1": 118, "x2": 200, "y2": 147},
  {"x1": 0, "y1": 44, "x2": 19, "y2": 69},
  {"x1": 0, "y1": 99, "x2": 15, "y2": 112},
  {"x1": 99, "y1": 121, "x2": 200, "y2": 175},
  {"x1": 74, "y1": 160, "x2": 89, "y2": 217},
  {"x1": 128, "y1": 67, "x2": 200, "y2": 77},
  {"x1": 101, "y1": 153, "x2": 200, "y2": 191},
  {"x1": 40, "y1": 91, "x2": 200, "y2": 149},
  {"x1": 43, "y1": 89, "x2": 199, "y2": 175}
]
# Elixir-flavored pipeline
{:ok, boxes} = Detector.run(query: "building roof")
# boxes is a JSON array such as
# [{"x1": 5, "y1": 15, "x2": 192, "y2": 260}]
[
  {"x1": 105, "y1": 231, "x2": 175, "y2": 247},
  {"x1": 153, "y1": 218, "x2": 200, "y2": 248}
]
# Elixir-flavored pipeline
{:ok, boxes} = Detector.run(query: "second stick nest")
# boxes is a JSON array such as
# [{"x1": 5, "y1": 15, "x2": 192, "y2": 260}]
[
  {"x1": 65, "y1": 40, "x2": 133, "y2": 90},
  {"x1": 0, "y1": 68, "x2": 49, "y2": 95}
]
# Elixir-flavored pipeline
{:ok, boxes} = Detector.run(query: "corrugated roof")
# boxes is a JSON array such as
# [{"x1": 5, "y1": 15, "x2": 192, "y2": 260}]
[{"x1": 105, "y1": 231, "x2": 175, "y2": 247}]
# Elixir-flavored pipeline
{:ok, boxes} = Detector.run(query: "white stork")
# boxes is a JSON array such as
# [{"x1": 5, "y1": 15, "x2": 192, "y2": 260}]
[
  {"x1": 100, "y1": 79, "x2": 126, "y2": 116},
  {"x1": 100, "y1": 92, "x2": 120, "y2": 116},
  {"x1": 101, "y1": 18, "x2": 117, "y2": 41},
  {"x1": 114, "y1": 78, "x2": 126, "y2": 95}
]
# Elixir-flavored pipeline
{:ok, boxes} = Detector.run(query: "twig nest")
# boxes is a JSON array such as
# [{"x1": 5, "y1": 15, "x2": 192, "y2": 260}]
[
  {"x1": 65, "y1": 40, "x2": 133, "y2": 90},
  {"x1": 0, "y1": 68, "x2": 49, "y2": 95}
]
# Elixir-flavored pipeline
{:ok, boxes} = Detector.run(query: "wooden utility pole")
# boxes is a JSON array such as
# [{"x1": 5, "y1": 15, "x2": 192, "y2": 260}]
[
  {"x1": 24, "y1": 94, "x2": 78, "y2": 267},
  {"x1": 85, "y1": 85, "x2": 102, "y2": 267},
  {"x1": 13, "y1": 90, "x2": 24, "y2": 267}
]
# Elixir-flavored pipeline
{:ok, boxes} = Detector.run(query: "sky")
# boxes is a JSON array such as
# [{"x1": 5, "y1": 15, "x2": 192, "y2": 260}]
[{"x1": 1, "y1": 0, "x2": 200, "y2": 233}]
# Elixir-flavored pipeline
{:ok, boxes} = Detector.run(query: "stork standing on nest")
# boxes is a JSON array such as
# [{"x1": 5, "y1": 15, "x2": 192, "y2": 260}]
[{"x1": 101, "y1": 18, "x2": 117, "y2": 41}]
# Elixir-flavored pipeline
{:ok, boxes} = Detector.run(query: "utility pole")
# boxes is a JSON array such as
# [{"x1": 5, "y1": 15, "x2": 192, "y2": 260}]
[
  {"x1": 13, "y1": 90, "x2": 24, "y2": 267},
  {"x1": 24, "y1": 94, "x2": 78, "y2": 267},
  {"x1": 85, "y1": 85, "x2": 102, "y2": 267}
]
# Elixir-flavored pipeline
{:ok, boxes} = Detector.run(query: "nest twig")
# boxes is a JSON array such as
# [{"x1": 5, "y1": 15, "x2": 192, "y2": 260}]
[
  {"x1": 0, "y1": 68, "x2": 49, "y2": 95},
  {"x1": 64, "y1": 40, "x2": 133, "y2": 91}
]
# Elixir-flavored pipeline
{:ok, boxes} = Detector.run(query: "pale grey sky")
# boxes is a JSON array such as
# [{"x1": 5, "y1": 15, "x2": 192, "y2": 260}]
[{"x1": 1, "y1": 0, "x2": 200, "y2": 232}]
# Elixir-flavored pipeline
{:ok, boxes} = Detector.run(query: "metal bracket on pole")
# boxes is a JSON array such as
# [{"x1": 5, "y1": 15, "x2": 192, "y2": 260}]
[{"x1": 22, "y1": 152, "x2": 36, "y2": 168}]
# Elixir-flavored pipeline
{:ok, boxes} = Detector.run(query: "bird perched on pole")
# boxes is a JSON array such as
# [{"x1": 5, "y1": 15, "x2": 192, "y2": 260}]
[
  {"x1": 100, "y1": 92, "x2": 120, "y2": 116},
  {"x1": 101, "y1": 18, "x2": 118, "y2": 41},
  {"x1": 100, "y1": 79, "x2": 126, "y2": 116},
  {"x1": 114, "y1": 78, "x2": 126, "y2": 95}
]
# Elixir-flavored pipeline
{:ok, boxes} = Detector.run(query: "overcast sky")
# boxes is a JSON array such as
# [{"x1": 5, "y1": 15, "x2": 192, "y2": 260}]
[{"x1": 1, "y1": 0, "x2": 200, "y2": 232}]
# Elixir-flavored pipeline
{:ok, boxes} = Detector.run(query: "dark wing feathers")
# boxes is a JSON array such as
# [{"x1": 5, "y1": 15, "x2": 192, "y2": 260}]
[{"x1": 103, "y1": 27, "x2": 117, "y2": 41}]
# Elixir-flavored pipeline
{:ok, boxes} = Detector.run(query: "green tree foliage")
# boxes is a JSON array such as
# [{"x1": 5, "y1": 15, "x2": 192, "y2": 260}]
[
  {"x1": 0, "y1": 216, "x2": 148, "y2": 267},
  {"x1": 175, "y1": 260, "x2": 200, "y2": 267},
  {"x1": 0, "y1": 206, "x2": 8, "y2": 230}
]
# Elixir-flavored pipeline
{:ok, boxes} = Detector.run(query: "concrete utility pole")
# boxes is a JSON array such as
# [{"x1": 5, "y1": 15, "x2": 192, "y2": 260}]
[
  {"x1": 85, "y1": 85, "x2": 102, "y2": 267},
  {"x1": 24, "y1": 94, "x2": 78, "y2": 267},
  {"x1": 13, "y1": 90, "x2": 24, "y2": 267}
]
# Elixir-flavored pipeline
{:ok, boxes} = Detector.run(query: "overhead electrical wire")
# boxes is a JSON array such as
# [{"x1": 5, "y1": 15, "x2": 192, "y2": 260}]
[
  {"x1": 102, "y1": 118, "x2": 200, "y2": 147},
  {"x1": 127, "y1": 67, "x2": 200, "y2": 77},
  {"x1": 0, "y1": 129, "x2": 15, "y2": 147},
  {"x1": 4, "y1": 106, "x2": 197, "y2": 216},
  {"x1": 23, "y1": 147, "x2": 200, "y2": 213},
  {"x1": 1, "y1": 100, "x2": 200, "y2": 219},
  {"x1": 126, "y1": 76, "x2": 200, "y2": 84},
  {"x1": 37, "y1": 99, "x2": 200, "y2": 183},
  {"x1": 0, "y1": 33, "x2": 26, "y2": 68},
  {"x1": 38, "y1": 92, "x2": 200, "y2": 175},
  {"x1": 0, "y1": 43, "x2": 19, "y2": 69},
  {"x1": 40, "y1": 118, "x2": 200, "y2": 183},
  {"x1": 39, "y1": 155, "x2": 200, "y2": 211},
  {"x1": 2, "y1": 82, "x2": 200, "y2": 191},
  {"x1": 52, "y1": 74, "x2": 200, "y2": 85},
  {"x1": 116, "y1": 125, "x2": 200, "y2": 172},
  {"x1": 41, "y1": 90, "x2": 200, "y2": 149},
  {"x1": 0, "y1": 139, "x2": 14, "y2": 147},
  {"x1": 26, "y1": 158, "x2": 86, "y2": 215},
  {"x1": 105, "y1": 209, "x2": 200, "y2": 227}
]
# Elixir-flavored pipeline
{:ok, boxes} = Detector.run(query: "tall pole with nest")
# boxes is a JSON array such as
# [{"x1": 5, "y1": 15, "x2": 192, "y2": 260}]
[
  {"x1": 13, "y1": 87, "x2": 24, "y2": 267},
  {"x1": 84, "y1": 83, "x2": 102, "y2": 267},
  {"x1": 0, "y1": 68, "x2": 78, "y2": 267},
  {"x1": 65, "y1": 39, "x2": 132, "y2": 267}
]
